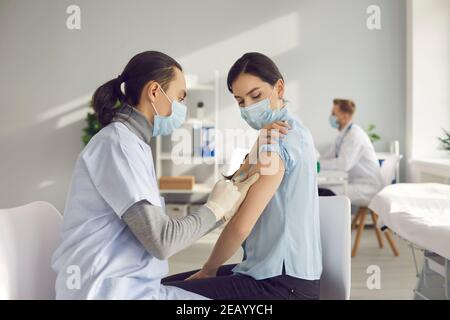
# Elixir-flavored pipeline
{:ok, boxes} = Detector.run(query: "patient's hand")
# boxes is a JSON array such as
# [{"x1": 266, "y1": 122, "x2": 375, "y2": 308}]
[
  {"x1": 185, "y1": 267, "x2": 217, "y2": 281},
  {"x1": 246, "y1": 121, "x2": 290, "y2": 166},
  {"x1": 227, "y1": 120, "x2": 289, "y2": 184},
  {"x1": 259, "y1": 120, "x2": 290, "y2": 145}
]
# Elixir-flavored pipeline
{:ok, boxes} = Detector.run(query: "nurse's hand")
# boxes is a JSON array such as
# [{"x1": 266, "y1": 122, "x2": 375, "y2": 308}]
[
  {"x1": 205, "y1": 174, "x2": 260, "y2": 222},
  {"x1": 225, "y1": 173, "x2": 260, "y2": 221}
]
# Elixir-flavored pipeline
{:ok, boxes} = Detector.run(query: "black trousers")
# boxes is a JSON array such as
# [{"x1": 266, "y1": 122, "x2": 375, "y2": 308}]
[
  {"x1": 162, "y1": 264, "x2": 320, "y2": 300},
  {"x1": 318, "y1": 188, "x2": 336, "y2": 197}
]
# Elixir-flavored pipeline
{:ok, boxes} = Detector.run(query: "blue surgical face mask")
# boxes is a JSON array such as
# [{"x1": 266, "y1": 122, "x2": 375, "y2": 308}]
[
  {"x1": 329, "y1": 115, "x2": 339, "y2": 129},
  {"x1": 151, "y1": 86, "x2": 187, "y2": 136},
  {"x1": 240, "y1": 86, "x2": 281, "y2": 130}
]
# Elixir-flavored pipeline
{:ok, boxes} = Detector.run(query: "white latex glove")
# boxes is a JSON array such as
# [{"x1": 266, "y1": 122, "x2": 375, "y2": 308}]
[
  {"x1": 204, "y1": 179, "x2": 240, "y2": 222},
  {"x1": 205, "y1": 173, "x2": 260, "y2": 222},
  {"x1": 225, "y1": 173, "x2": 260, "y2": 221}
]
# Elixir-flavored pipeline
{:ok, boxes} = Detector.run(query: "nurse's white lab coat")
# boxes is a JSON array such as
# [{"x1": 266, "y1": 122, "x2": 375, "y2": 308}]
[
  {"x1": 320, "y1": 123, "x2": 383, "y2": 206},
  {"x1": 51, "y1": 121, "x2": 207, "y2": 300}
]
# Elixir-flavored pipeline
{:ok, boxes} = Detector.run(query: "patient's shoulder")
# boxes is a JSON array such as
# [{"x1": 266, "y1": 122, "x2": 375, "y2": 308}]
[{"x1": 278, "y1": 119, "x2": 316, "y2": 170}]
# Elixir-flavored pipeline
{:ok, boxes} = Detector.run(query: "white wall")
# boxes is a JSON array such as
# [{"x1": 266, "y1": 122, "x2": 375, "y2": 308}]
[
  {"x1": 406, "y1": 0, "x2": 449, "y2": 163},
  {"x1": 0, "y1": 0, "x2": 406, "y2": 212}
]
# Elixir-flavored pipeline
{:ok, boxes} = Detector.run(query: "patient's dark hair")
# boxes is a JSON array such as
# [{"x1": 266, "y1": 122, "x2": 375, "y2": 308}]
[
  {"x1": 92, "y1": 51, "x2": 182, "y2": 126},
  {"x1": 227, "y1": 52, "x2": 284, "y2": 93}
]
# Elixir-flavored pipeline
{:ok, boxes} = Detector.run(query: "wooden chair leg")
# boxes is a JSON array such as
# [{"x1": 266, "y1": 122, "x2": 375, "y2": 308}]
[
  {"x1": 351, "y1": 212, "x2": 359, "y2": 230},
  {"x1": 371, "y1": 211, "x2": 384, "y2": 249},
  {"x1": 384, "y1": 229, "x2": 400, "y2": 257},
  {"x1": 352, "y1": 208, "x2": 367, "y2": 257}
]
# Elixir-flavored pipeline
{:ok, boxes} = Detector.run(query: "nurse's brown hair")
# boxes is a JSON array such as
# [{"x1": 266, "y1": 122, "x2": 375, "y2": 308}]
[{"x1": 92, "y1": 51, "x2": 182, "y2": 126}]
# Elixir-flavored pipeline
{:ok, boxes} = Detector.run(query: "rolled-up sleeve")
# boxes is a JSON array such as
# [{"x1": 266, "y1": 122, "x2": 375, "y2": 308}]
[
  {"x1": 259, "y1": 140, "x2": 296, "y2": 173},
  {"x1": 123, "y1": 200, "x2": 220, "y2": 260}
]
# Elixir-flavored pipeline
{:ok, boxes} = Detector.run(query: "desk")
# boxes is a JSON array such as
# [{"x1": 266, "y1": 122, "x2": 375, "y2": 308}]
[{"x1": 318, "y1": 170, "x2": 348, "y2": 195}]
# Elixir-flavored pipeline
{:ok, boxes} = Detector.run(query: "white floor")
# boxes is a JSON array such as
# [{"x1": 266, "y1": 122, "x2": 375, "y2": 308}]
[
  {"x1": 349, "y1": 229, "x2": 422, "y2": 299},
  {"x1": 168, "y1": 226, "x2": 422, "y2": 300}
]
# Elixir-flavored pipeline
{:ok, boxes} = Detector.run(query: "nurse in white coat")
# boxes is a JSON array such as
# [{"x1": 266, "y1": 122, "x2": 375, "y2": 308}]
[
  {"x1": 319, "y1": 99, "x2": 383, "y2": 206},
  {"x1": 51, "y1": 51, "x2": 259, "y2": 300}
]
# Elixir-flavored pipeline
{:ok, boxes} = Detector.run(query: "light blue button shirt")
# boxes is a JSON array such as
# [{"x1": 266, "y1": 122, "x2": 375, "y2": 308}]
[
  {"x1": 233, "y1": 107, "x2": 323, "y2": 280},
  {"x1": 51, "y1": 122, "x2": 207, "y2": 300}
]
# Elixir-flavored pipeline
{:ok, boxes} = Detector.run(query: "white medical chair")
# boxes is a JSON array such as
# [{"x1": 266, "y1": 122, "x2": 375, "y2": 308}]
[
  {"x1": 351, "y1": 154, "x2": 401, "y2": 257},
  {"x1": 319, "y1": 196, "x2": 351, "y2": 300},
  {"x1": 0, "y1": 201, "x2": 62, "y2": 300}
]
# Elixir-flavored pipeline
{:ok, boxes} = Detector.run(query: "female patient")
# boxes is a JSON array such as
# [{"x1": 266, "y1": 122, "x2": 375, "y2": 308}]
[{"x1": 162, "y1": 53, "x2": 322, "y2": 300}]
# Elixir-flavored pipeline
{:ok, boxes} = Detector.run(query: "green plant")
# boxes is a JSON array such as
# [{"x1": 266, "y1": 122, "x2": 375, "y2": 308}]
[
  {"x1": 366, "y1": 123, "x2": 381, "y2": 144},
  {"x1": 82, "y1": 100, "x2": 124, "y2": 145},
  {"x1": 82, "y1": 100, "x2": 102, "y2": 146},
  {"x1": 438, "y1": 128, "x2": 450, "y2": 151},
  {"x1": 82, "y1": 111, "x2": 102, "y2": 146}
]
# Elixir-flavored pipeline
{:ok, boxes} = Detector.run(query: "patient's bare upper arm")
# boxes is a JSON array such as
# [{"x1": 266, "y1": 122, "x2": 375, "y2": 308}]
[{"x1": 227, "y1": 152, "x2": 285, "y2": 236}]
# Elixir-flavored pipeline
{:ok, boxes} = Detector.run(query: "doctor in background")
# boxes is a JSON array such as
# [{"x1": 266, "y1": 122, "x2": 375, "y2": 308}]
[{"x1": 319, "y1": 99, "x2": 383, "y2": 207}]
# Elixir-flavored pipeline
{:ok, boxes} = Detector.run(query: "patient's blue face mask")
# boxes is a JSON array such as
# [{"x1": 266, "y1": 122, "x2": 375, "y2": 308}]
[
  {"x1": 151, "y1": 85, "x2": 187, "y2": 136},
  {"x1": 239, "y1": 86, "x2": 281, "y2": 130},
  {"x1": 329, "y1": 115, "x2": 339, "y2": 129}
]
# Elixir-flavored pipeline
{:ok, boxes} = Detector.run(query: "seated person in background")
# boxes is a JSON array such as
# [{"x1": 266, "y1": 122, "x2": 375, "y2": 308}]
[{"x1": 319, "y1": 99, "x2": 383, "y2": 206}]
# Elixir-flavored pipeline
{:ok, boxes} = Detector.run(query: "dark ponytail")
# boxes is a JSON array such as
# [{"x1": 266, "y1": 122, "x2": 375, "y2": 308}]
[
  {"x1": 92, "y1": 51, "x2": 183, "y2": 126},
  {"x1": 92, "y1": 78, "x2": 124, "y2": 126}
]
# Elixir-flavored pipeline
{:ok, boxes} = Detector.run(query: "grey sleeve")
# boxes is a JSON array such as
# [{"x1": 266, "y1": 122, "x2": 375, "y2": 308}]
[{"x1": 122, "y1": 200, "x2": 223, "y2": 260}]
